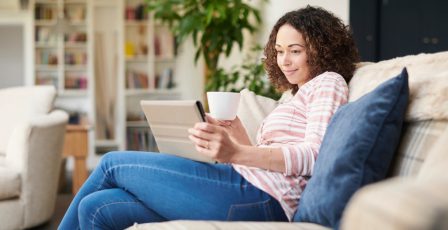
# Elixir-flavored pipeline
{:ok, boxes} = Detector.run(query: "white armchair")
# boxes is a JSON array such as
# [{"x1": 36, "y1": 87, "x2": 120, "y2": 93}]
[{"x1": 0, "y1": 86, "x2": 68, "y2": 230}]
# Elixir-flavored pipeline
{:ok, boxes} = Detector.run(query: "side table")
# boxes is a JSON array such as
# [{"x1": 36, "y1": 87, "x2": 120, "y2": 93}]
[{"x1": 63, "y1": 124, "x2": 90, "y2": 194}]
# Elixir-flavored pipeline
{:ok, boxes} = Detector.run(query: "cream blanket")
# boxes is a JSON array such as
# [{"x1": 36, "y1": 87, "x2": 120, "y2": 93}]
[{"x1": 349, "y1": 51, "x2": 448, "y2": 121}]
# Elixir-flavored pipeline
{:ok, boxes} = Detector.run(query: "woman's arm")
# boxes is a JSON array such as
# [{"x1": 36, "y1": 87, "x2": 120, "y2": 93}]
[{"x1": 188, "y1": 122, "x2": 285, "y2": 172}]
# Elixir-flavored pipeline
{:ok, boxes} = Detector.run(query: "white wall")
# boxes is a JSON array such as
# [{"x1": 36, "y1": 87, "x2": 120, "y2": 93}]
[
  {"x1": 175, "y1": 0, "x2": 349, "y2": 101},
  {"x1": 0, "y1": 11, "x2": 33, "y2": 88},
  {"x1": 0, "y1": 25, "x2": 24, "y2": 88}
]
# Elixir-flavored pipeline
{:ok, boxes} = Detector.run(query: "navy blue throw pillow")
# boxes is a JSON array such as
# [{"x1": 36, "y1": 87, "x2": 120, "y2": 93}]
[{"x1": 294, "y1": 68, "x2": 409, "y2": 229}]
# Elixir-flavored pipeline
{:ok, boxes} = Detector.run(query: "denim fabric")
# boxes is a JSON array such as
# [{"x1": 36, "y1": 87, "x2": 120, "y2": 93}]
[
  {"x1": 294, "y1": 68, "x2": 409, "y2": 229},
  {"x1": 59, "y1": 151, "x2": 287, "y2": 229}
]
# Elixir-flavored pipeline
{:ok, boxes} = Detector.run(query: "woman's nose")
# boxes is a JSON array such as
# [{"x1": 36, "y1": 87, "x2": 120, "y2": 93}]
[{"x1": 280, "y1": 53, "x2": 291, "y2": 66}]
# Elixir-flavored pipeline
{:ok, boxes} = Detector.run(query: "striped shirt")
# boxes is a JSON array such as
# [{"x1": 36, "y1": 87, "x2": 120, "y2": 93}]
[{"x1": 233, "y1": 72, "x2": 349, "y2": 221}]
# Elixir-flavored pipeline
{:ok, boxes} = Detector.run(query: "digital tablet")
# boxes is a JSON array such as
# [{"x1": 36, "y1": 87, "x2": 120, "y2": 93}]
[{"x1": 140, "y1": 100, "x2": 215, "y2": 163}]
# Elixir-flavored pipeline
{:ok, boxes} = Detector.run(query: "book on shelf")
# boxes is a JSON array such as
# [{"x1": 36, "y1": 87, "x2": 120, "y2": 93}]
[
  {"x1": 36, "y1": 49, "x2": 58, "y2": 65},
  {"x1": 154, "y1": 27, "x2": 175, "y2": 59},
  {"x1": 124, "y1": 4, "x2": 148, "y2": 21},
  {"x1": 65, "y1": 31, "x2": 87, "y2": 43},
  {"x1": 64, "y1": 51, "x2": 87, "y2": 65},
  {"x1": 36, "y1": 74, "x2": 58, "y2": 88},
  {"x1": 35, "y1": 4, "x2": 56, "y2": 20},
  {"x1": 64, "y1": 5, "x2": 86, "y2": 23},
  {"x1": 65, "y1": 74, "x2": 88, "y2": 89},
  {"x1": 155, "y1": 68, "x2": 174, "y2": 89},
  {"x1": 126, "y1": 70, "x2": 149, "y2": 89},
  {"x1": 35, "y1": 27, "x2": 58, "y2": 44},
  {"x1": 126, "y1": 126, "x2": 157, "y2": 152}
]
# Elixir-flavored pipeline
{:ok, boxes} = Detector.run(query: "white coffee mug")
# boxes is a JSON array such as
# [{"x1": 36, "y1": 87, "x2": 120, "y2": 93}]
[{"x1": 207, "y1": 92, "x2": 241, "y2": 120}]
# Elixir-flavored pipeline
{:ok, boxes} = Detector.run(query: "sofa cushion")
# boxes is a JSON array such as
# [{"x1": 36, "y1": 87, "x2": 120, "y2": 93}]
[
  {"x1": 340, "y1": 176, "x2": 448, "y2": 230},
  {"x1": 0, "y1": 167, "x2": 21, "y2": 200},
  {"x1": 126, "y1": 220, "x2": 330, "y2": 230},
  {"x1": 390, "y1": 120, "x2": 448, "y2": 177},
  {"x1": 294, "y1": 69, "x2": 409, "y2": 228}
]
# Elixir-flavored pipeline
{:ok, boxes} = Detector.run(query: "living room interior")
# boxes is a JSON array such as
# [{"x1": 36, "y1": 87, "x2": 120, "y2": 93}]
[{"x1": 0, "y1": 0, "x2": 447, "y2": 229}]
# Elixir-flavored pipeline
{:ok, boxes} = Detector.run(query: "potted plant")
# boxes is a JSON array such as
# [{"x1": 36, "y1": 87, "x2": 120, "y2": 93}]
[{"x1": 145, "y1": 0, "x2": 279, "y2": 99}]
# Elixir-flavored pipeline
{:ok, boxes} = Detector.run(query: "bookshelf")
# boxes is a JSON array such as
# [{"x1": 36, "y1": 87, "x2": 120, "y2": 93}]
[
  {"x1": 33, "y1": 0, "x2": 95, "y2": 166},
  {"x1": 31, "y1": 0, "x2": 181, "y2": 168},
  {"x1": 121, "y1": 0, "x2": 180, "y2": 152},
  {"x1": 34, "y1": 0, "x2": 90, "y2": 96}
]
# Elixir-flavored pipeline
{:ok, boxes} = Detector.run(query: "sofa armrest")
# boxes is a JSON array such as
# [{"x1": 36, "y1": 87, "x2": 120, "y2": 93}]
[
  {"x1": 341, "y1": 177, "x2": 448, "y2": 230},
  {"x1": 5, "y1": 110, "x2": 68, "y2": 227}
]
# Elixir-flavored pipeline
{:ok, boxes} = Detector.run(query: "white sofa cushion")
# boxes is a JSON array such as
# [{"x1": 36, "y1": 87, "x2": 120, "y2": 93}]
[
  {"x1": 0, "y1": 86, "x2": 55, "y2": 155},
  {"x1": 236, "y1": 89, "x2": 293, "y2": 144},
  {"x1": 0, "y1": 167, "x2": 21, "y2": 200},
  {"x1": 127, "y1": 220, "x2": 329, "y2": 230}
]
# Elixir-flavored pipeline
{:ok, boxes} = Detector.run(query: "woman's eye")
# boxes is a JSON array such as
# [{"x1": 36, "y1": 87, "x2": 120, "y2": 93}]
[
  {"x1": 276, "y1": 50, "x2": 284, "y2": 55},
  {"x1": 291, "y1": 50, "x2": 301, "y2": 54}
]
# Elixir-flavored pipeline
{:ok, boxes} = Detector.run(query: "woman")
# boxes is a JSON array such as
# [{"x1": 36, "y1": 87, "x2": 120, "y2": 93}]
[{"x1": 59, "y1": 6, "x2": 359, "y2": 229}]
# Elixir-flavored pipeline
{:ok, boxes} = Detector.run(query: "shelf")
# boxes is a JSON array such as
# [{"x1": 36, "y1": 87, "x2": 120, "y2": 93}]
[
  {"x1": 58, "y1": 89, "x2": 88, "y2": 97},
  {"x1": 96, "y1": 139, "x2": 119, "y2": 148},
  {"x1": 65, "y1": 65, "x2": 87, "y2": 71},
  {"x1": 126, "y1": 121, "x2": 148, "y2": 128},
  {"x1": 35, "y1": 0, "x2": 58, "y2": 4},
  {"x1": 64, "y1": 42, "x2": 87, "y2": 48},
  {"x1": 35, "y1": 43, "x2": 58, "y2": 48},
  {"x1": 125, "y1": 57, "x2": 148, "y2": 63},
  {"x1": 67, "y1": 21, "x2": 87, "y2": 26},
  {"x1": 36, "y1": 65, "x2": 59, "y2": 71},
  {"x1": 64, "y1": 0, "x2": 86, "y2": 4},
  {"x1": 125, "y1": 20, "x2": 148, "y2": 26},
  {"x1": 155, "y1": 57, "x2": 175, "y2": 63},
  {"x1": 125, "y1": 89, "x2": 179, "y2": 96},
  {"x1": 35, "y1": 20, "x2": 58, "y2": 26}
]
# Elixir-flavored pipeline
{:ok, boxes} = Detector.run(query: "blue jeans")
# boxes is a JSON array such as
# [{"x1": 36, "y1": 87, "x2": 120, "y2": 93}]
[{"x1": 59, "y1": 151, "x2": 287, "y2": 229}]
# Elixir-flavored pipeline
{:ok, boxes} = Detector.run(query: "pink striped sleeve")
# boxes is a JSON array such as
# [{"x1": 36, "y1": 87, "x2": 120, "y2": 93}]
[{"x1": 282, "y1": 73, "x2": 348, "y2": 176}]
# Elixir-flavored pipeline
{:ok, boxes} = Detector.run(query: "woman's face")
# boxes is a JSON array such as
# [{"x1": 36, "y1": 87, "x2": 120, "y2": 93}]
[{"x1": 275, "y1": 24, "x2": 311, "y2": 87}]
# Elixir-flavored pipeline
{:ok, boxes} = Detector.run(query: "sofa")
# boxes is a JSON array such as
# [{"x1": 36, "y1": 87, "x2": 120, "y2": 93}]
[
  {"x1": 128, "y1": 51, "x2": 448, "y2": 230},
  {"x1": 0, "y1": 86, "x2": 69, "y2": 230}
]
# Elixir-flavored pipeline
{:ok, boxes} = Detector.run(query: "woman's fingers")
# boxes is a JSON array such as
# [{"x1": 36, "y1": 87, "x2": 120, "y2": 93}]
[
  {"x1": 206, "y1": 114, "x2": 232, "y2": 126},
  {"x1": 188, "y1": 134, "x2": 210, "y2": 149}
]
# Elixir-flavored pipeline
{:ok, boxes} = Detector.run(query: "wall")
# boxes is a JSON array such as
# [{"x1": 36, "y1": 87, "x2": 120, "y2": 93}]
[
  {"x1": 0, "y1": 25, "x2": 24, "y2": 88},
  {"x1": 175, "y1": 0, "x2": 349, "y2": 101},
  {"x1": 0, "y1": 11, "x2": 33, "y2": 88}
]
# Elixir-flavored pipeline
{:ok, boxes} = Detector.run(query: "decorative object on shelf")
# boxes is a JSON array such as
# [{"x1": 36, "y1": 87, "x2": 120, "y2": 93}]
[{"x1": 145, "y1": 0, "x2": 266, "y2": 94}]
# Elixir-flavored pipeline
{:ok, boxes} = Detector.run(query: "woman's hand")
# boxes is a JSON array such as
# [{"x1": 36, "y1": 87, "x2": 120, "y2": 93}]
[
  {"x1": 188, "y1": 122, "x2": 242, "y2": 163},
  {"x1": 206, "y1": 115, "x2": 252, "y2": 146}
]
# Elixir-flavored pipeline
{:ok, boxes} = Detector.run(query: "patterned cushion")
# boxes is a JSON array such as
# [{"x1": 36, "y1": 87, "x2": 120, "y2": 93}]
[
  {"x1": 418, "y1": 124, "x2": 448, "y2": 180},
  {"x1": 390, "y1": 120, "x2": 448, "y2": 177}
]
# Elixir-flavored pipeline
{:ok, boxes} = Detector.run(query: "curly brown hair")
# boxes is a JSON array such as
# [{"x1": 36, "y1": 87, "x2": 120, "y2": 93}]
[{"x1": 264, "y1": 6, "x2": 359, "y2": 94}]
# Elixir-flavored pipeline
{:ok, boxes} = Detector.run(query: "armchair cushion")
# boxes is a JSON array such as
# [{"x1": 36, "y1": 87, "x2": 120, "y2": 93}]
[
  {"x1": 0, "y1": 167, "x2": 20, "y2": 200},
  {"x1": 294, "y1": 69, "x2": 409, "y2": 228},
  {"x1": 0, "y1": 86, "x2": 55, "y2": 155}
]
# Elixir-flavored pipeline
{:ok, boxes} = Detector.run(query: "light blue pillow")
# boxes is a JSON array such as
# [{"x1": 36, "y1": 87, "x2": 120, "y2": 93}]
[{"x1": 294, "y1": 68, "x2": 409, "y2": 228}]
